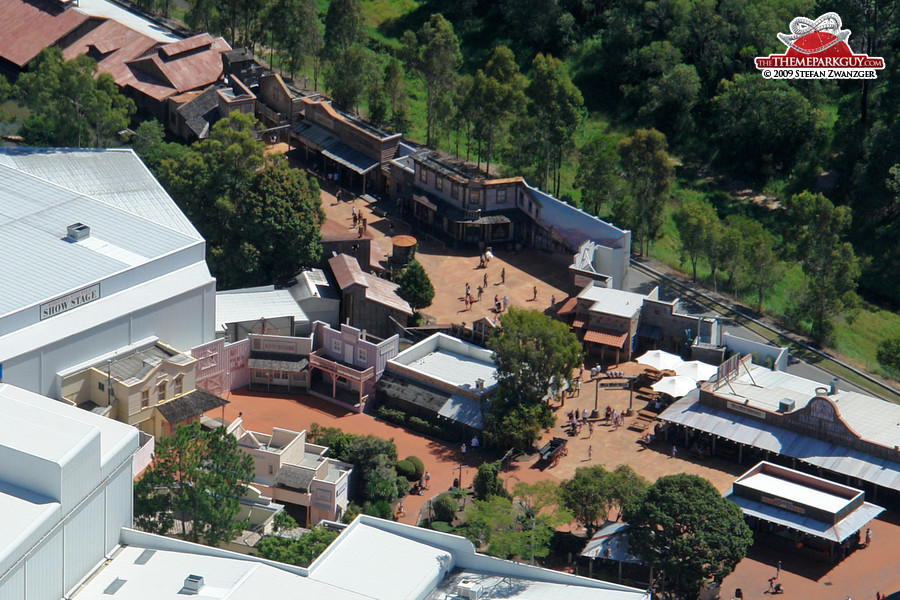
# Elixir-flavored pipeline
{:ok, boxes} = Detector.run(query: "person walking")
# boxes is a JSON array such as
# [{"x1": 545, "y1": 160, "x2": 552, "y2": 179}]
[
  {"x1": 502, "y1": 296, "x2": 509, "y2": 311},
  {"x1": 424, "y1": 471, "x2": 430, "y2": 489},
  {"x1": 550, "y1": 295, "x2": 556, "y2": 310},
  {"x1": 483, "y1": 273, "x2": 488, "y2": 288},
  {"x1": 587, "y1": 445, "x2": 593, "y2": 461},
  {"x1": 532, "y1": 285, "x2": 538, "y2": 300},
  {"x1": 589, "y1": 421, "x2": 594, "y2": 437},
  {"x1": 671, "y1": 445, "x2": 677, "y2": 459},
  {"x1": 461, "y1": 443, "x2": 466, "y2": 455},
  {"x1": 466, "y1": 282, "x2": 471, "y2": 298},
  {"x1": 477, "y1": 285, "x2": 484, "y2": 301},
  {"x1": 494, "y1": 294, "x2": 501, "y2": 313},
  {"x1": 776, "y1": 560, "x2": 781, "y2": 578},
  {"x1": 501, "y1": 268, "x2": 506, "y2": 284},
  {"x1": 865, "y1": 528, "x2": 872, "y2": 547}
]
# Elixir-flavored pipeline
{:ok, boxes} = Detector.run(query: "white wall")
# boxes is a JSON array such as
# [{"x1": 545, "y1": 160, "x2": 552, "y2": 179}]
[{"x1": 723, "y1": 332, "x2": 789, "y2": 371}]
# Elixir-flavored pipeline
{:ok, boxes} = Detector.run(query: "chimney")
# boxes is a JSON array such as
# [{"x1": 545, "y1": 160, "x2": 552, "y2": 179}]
[
  {"x1": 475, "y1": 378, "x2": 484, "y2": 390},
  {"x1": 183, "y1": 575, "x2": 204, "y2": 594},
  {"x1": 829, "y1": 377, "x2": 839, "y2": 395},
  {"x1": 67, "y1": 222, "x2": 90, "y2": 241}
]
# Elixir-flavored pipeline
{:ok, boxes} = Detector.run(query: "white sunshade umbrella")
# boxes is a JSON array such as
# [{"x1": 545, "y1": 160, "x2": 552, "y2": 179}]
[
  {"x1": 636, "y1": 350, "x2": 683, "y2": 371},
  {"x1": 675, "y1": 360, "x2": 718, "y2": 383},
  {"x1": 652, "y1": 375, "x2": 698, "y2": 399}
]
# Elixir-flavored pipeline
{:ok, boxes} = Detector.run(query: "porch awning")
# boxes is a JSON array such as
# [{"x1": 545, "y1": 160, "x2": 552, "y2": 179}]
[
  {"x1": 583, "y1": 327, "x2": 627, "y2": 348},
  {"x1": 571, "y1": 318, "x2": 587, "y2": 329},
  {"x1": 557, "y1": 297, "x2": 578, "y2": 315},
  {"x1": 292, "y1": 121, "x2": 336, "y2": 150},
  {"x1": 413, "y1": 193, "x2": 438, "y2": 211},
  {"x1": 321, "y1": 141, "x2": 379, "y2": 175}
]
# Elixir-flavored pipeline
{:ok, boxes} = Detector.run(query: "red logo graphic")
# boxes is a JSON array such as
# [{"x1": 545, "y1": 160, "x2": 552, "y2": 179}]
[{"x1": 756, "y1": 12, "x2": 884, "y2": 79}]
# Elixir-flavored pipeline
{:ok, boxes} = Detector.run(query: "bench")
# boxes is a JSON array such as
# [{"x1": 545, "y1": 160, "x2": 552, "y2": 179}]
[
  {"x1": 629, "y1": 420, "x2": 649, "y2": 432},
  {"x1": 637, "y1": 410, "x2": 657, "y2": 422}
]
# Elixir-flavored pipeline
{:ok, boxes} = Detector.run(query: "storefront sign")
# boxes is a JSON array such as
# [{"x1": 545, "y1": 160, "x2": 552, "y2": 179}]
[
  {"x1": 762, "y1": 495, "x2": 806, "y2": 514},
  {"x1": 40, "y1": 284, "x2": 100, "y2": 320},
  {"x1": 727, "y1": 401, "x2": 767, "y2": 420}
]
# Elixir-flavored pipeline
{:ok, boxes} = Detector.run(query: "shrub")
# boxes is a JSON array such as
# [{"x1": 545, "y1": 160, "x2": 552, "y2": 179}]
[
  {"x1": 431, "y1": 521, "x2": 454, "y2": 533},
  {"x1": 432, "y1": 494, "x2": 458, "y2": 523},
  {"x1": 342, "y1": 502, "x2": 362, "y2": 524},
  {"x1": 377, "y1": 406, "x2": 407, "y2": 424},
  {"x1": 396, "y1": 459, "x2": 417, "y2": 480},
  {"x1": 406, "y1": 456, "x2": 425, "y2": 479},
  {"x1": 363, "y1": 500, "x2": 394, "y2": 520}
]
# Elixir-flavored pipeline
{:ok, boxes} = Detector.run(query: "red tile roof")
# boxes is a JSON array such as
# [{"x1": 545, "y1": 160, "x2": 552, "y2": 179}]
[
  {"x1": 557, "y1": 296, "x2": 578, "y2": 315},
  {"x1": 583, "y1": 327, "x2": 628, "y2": 348},
  {"x1": 0, "y1": 0, "x2": 89, "y2": 67},
  {"x1": 328, "y1": 254, "x2": 413, "y2": 315}
]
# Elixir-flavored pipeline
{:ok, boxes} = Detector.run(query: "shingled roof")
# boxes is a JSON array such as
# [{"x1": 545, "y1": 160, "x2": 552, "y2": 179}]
[
  {"x1": 327, "y1": 254, "x2": 412, "y2": 315},
  {"x1": 156, "y1": 388, "x2": 228, "y2": 425}
]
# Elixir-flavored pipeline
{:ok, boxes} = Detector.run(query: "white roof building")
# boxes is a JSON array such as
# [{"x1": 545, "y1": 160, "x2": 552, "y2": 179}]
[
  {"x1": 0, "y1": 148, "x2": 215, "y2": 398},
  {"x1": 216, "y1": 287, "x2": 311, "y2": 339},
  {"x1": 0, "y1": 383, "x2": 139, "y2": 600},
  {"x1": 70, "y1": 516, "x2": 648, "y2": 600}
]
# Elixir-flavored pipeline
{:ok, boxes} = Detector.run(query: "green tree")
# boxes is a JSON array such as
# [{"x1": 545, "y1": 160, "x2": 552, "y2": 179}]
[
  {"x1": 473, "y1": 461, "x2": 509, "y2": 501},
  {"x1": 463, "y1": 481, "x2": 570, "y2": 562},
  {"x1": 465, "y1": 45, "x2": 526, "y2": 175},
  {"x1": 613, "y1": 128, "x2": 674, "y2": 256},
  {"x1": 673, "y1": 194, "x2": 719, "y2": 282},
  {"x1": 133, "y1": 422, "x2": 254, "y2": 546},
  {"x1": 560, "y1": 464, "x2": 649, "y2": 532},
  {"x1": 734, "y1": 217, "x2": 781, "y2": 311},
  {"x1": 624, "y1": 474, "x2": 752, "y2": 599},
  {"x1": 273, "y1": 511, "x2": 298, "y2": 533},
  {"x1": 402, "y1": 14, "x2": 462, "y2": 147},
  {"x1": 323, "y1": 0, "x2": 364, "y2": 59},
  {"x1": 876, "y1": 338, "x2": 900, "y2": 374},
  {"x1": 785, "y1": 191, "x2": 861, "y2": 343},
  {"x1": 488, "y1": 307, "x2": 583, "y2": 405},
  {"x1": 344, "y1": 435, "x2": 402, "y2": 504},
  {"x1": 520, "y1": 53, "x2": 584, "y2": 196},
  {"x1": 326, "y1": 44, "x2": 378, "y2": 113},
  {"x1": 16, "y1": 48, "x2": 134, "y2": 148},
  {"x1": 712, "y1": 74, "x2": 824, "y2": 177},
  {"x1": 266, "y1": 0, "x2": 322, "y2": 78},
  {"x1": 622, "y1": 42, "x2": 699, "y2": 134},
  {"x1": 230, "y1": 157, "x2": 324, "y2": 287},
  {"x1": 256, "y1": 525, "x2": 340, "y2": 566},
  {"x1": 397, "y1": 259, "x2": 435, "y2": 311},
  {"x1": 383, "y1": 57, "x2": 409, "y2": 133},
  {"x1": 484, "y1": 308, "x2": 582, "y2": 451},
  {"x1": 720, "y1": 217, "x2": 747, "y2": 299},
  {"x1": 574, "y1": 132, "x2": 621, "y2": 216}
]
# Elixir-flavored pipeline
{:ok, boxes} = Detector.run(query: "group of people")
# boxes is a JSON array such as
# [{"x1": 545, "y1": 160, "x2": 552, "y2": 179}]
[
  {"x1": 566, "y1": 408, "x2": 595, "y2": 437},
  {"x1": 604, "y1": 405, "x2": 625, "y2": 429}
]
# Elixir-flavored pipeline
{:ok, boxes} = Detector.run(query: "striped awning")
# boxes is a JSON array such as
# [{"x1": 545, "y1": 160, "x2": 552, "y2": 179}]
[{"x1": 583, "y1": 327, "x2": 627, "y2": 347}]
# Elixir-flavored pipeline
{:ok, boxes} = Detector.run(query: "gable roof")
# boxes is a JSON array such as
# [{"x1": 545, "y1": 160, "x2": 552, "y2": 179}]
[
  {"x1": 156, "y1": 388, "x2": 228, "y2": 425},
  {"x1": 0, "y1": 0, "x2": 90, "y2": 67},
  {"x1": 124, "y1": 33, "x2": 231, "y2": 101},
  {"x1": 328, "y1": 254, "x2": 413, "y2": 315},
  {"x1": 62, "y1": 18, "x2": 159, "y2": 92},
  {"x1": 177, "y1": 85, "x2": 222, "y2": 138}
]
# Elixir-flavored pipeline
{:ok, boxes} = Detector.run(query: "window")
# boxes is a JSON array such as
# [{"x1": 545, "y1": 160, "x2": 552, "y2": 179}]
[
  {"x1": 268, "y1": 465, "x2": 274, "y2": 475},
  {"x1": 357, "y1": 347, "x2": 368, "y2": 363},
  {"x1": 157, "y1": 381, "x2": 167, "y2": 402},
  {"x1": 98, "y1": 382, "x2": 105, "y2": 392},
  {"x1": 419, "y1": 167, "x2": 428, "y2": 183},
  {"x1": 435, "y1": 176, "x2": 443, "y2": 191},
  {"x1": 141, "y1": 389, "x2": 149, "y2": 408},
  {"x1": 174, "y1": 375, "x2": 183, "y2": 396},
  {"x1": 451, "y1": 183, "x2": 459, "y2": 200},
  {"x1": 496, "y1": 188, "x2": 507, "y2": 203},
  {"x1": 468, "y1": 190, "x2": 480, "y2": 204},
  {"x1": 332, "y1": 339, "x2": 342, "y2": 354}
]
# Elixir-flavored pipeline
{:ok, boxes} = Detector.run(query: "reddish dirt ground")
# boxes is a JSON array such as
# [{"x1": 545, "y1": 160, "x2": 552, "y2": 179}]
[{"x1": 220, "y1": 380, "x2": 900, "y2": 598}]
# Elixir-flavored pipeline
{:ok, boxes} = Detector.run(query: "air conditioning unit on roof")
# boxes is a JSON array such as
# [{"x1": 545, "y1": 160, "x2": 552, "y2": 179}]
[{"x1": 456, "y1": 579, "x2": 483, "y2": 600}]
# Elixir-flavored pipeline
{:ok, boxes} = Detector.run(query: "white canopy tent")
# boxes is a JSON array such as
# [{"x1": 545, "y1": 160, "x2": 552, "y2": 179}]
[
  {"x1": 636, "y1": 350, "x2": 683, "y2": 371},
  {"x1": 675, "y1": 360, "x2": 718, "y2": 383},
  {"x1": 652, "y1": 375, "x2": 697, "y2": 399}
]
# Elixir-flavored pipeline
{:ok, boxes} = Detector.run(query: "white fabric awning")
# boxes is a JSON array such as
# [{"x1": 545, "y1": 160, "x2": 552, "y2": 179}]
[
  {"x1": 675, "y1": 360, "x2": 718, "y2": 382},
  {"x1": 636, "y1": 350, "x2": 683, "y2": 371},
  {"x1": 652, "y1": 375, "x2": 697, "y2": 398}
]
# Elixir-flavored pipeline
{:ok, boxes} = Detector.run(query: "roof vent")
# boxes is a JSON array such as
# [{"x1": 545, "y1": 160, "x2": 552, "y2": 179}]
[
  {"x1": 67, "y1": 222, "x2": 91, "y2": 241},
  {"x1": 182, "y1": 575, "x2": 204, "y2": 595},
  {"x1": 829, "y1": 377, "x2": 839, "y2": 395},
  {"x1": 778, "y1": 399, "x2": 795, "y2": 413},
  {"x1": 475, "y1": 378, "x2": 485, "y2": 390}
]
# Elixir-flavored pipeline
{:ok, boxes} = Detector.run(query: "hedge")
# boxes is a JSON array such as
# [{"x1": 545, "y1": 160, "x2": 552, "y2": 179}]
[
  {"x1": 396, "y1": 459, "x2": 417, "y2": 480},
  {"x1": 406, "y1": 456, "x2": 425, "y2": 479}
]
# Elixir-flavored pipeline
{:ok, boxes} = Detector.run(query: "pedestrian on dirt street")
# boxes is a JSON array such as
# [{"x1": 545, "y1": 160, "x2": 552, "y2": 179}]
[
  {"x1": 501, "y1": 268, "x2": 506, "y2": 284},
  {"x1": 671, "y1": 445, "x2": 677, "y2": 458},
  {"x1": 532, "y1": 285, "x2": 538, "y2": 300},
  {"x1": 424, "y1": 471, "x2": 430, "y2": 489},
  {"x1": 483, "y1": 273, "x2": 488, "y2": 288},
  {"x1": 587, "y1": 445, "x2": 593, "y2": 460},
  {"x1": 865, "y1": 528, "x2": 872, "y2": 547},
  {"x1": 776, "y1": 560, "x2": 781, "y2": 578}
]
